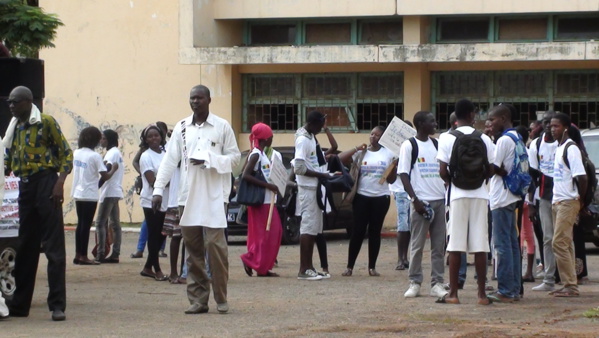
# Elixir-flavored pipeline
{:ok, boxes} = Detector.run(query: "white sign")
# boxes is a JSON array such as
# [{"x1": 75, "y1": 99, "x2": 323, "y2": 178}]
[
  {"x1": 0, "y1": 174, "x2": 19, "y2": 238},
  {"x1": 379, "y1": 117, "x2": 417, "y2": 156},
  {"x1": 269, "y1": 155, "x2": 288, "y2": 198}
]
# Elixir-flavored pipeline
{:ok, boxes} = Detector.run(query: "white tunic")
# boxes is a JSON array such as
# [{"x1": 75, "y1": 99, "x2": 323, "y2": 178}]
[{"x1": 153, "y1": 113, "x2": 241, "y2": 228}]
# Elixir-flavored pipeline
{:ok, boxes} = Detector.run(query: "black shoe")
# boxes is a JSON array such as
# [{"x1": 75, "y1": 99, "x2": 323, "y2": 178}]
[
  {"x1": 52, "y1": 309, "x2": 66, "y2": 321},
  {"x1": 7, "y1": 307, "x2": 28, "y2": 317},
  {"x1": 101, "y1": 256, "x2": 119, "y2": 264}
]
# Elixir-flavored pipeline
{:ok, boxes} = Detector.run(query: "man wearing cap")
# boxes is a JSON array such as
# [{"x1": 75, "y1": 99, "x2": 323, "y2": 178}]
[
  {"x1": 4, "y1": 86, "x2": 73, "y2": 321},
  {"x1": 398, "y1": 111, "x2": 447, "y2": 299}
]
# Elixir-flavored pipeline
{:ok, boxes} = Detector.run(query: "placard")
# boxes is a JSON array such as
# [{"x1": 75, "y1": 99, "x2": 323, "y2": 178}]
[
  {"x1": 269, "y1": 155, "x2": 288, "y2": 197},
  {"x1": 0, "y1": 174, "x2": 19, "y2": 238},
  {"x1": 379, "y1": 117, "x2": 417, "y2": 156}
]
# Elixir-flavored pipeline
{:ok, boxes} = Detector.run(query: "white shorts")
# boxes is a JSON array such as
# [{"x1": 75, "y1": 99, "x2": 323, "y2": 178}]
[
  {"x1": 446, "y1": 198, "x2": 490, "y2": 253},
  {"x1": 298, "y1": 186, "x2": 323, "y2": 236}
]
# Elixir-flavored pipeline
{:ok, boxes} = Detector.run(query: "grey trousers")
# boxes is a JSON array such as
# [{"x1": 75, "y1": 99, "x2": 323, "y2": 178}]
[
  {"x1": 181, "y1": 226, "x2": 229, "y2": 306},
  {"x1": 540, "y1": 199, "x2": 556, "y2": 285},
  {"x1": 408, "y1": 199, "x2": 446, "y2": 286},
  {"x1": 95, "y1": 197, "x2": 122, "y2": 257}
]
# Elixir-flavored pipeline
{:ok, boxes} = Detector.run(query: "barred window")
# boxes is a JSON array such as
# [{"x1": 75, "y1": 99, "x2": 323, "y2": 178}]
[{"x1": 243, "y1": 73, "x2": 404, "y2": 132}]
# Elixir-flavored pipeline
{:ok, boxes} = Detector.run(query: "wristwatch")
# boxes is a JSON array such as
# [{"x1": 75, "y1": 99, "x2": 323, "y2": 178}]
[{"x1": 410, "y1": 196, "x2": 418, "y2": 202}]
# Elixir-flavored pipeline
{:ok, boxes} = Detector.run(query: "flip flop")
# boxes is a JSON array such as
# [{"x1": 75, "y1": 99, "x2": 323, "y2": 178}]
[
  {"x1": 552, "y1": 289, "x2": 579, "y2": 297},
  {"x1": 140, "y1": 270, "x2": 156, "y2": 279},
  {"x1": 155, "y1": 274, "x2": 169, "y2": 281},
  {"x1": 169, "y1": 276, "x2": 184, "y2": 284},
  {"x1": 435, "y1": 295, "x2": 460, "y2": 304},
  {"x1": 477, "y1": 296, "x2": 494, "y2": 305}
]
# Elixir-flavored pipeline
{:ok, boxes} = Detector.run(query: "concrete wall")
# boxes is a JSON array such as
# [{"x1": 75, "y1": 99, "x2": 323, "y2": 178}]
[
  {"x1": 39, "y1": 1, "x2": 231, "y2": 224},
  {"x1": 211, "y1": 0, "x2": 599, "y2": 18}
]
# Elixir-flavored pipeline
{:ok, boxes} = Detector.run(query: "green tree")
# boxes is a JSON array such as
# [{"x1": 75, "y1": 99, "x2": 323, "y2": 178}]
[{"x1": 0, "y1": 0, "x2": 63, "y2": 58}]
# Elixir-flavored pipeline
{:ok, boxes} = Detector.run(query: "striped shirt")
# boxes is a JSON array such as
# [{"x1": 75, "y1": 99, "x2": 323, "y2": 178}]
[{"x1": 5, "y1": 114, "x2": 73, "y2": 178}]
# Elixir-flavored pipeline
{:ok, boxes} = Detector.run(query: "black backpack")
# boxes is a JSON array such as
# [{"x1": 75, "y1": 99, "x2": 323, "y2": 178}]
[
  {"x1": 448, "y1": 130, "x2": 489, "y2": 190},
  {"x1": 562, "y1": 142, "x2": 597, "y2": 208},
  {"x1": 409, "y1": 137, "x2": 438, "y2": 176}
]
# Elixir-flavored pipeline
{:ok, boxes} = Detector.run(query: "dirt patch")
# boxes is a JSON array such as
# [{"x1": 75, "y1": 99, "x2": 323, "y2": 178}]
[{"x1": 2, "y1": 231, "x2": 599, "y2": 337}]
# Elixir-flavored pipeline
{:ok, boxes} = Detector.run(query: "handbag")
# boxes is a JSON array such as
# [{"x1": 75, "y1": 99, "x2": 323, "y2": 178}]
[
  {"x1": 323, "y1": 154, "x2": 354, "y2": 193},
  {"x1": 343, "y1": 149, "x2": 366, "y2": 204},
  {"x1": 236, "y1": 167, "x2": 267, "y2": 206}
]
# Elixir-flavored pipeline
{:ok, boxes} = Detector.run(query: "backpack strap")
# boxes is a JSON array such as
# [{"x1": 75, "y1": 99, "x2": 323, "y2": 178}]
[
  {"x1": 562, "y1": 141, "x2": 575, "y2": 170},
  {"x1": 536, "y1": 134, "x2": 543, "y2": 164},
  {"x1": 409, "y1": 137, "x2": 418, "y2": 173}
]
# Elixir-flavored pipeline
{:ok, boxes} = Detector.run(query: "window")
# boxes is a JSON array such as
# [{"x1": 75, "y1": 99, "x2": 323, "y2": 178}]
[
  {"x1": 497, "y1": 18, "x2": 547, "y2": 41},
  {"x1": 243, "y1": 73, "x2": 404, "y2": 132},
  {"x1": 432, "y1": 70, "x2": 599, "y2": 130},
  {"x1": 360, "y1": 21, "x2": 403, "y2": 44},
  {"x1": 556, "y1": 16, "x2": 599, "y2": 40},
  {"x1": 437, "y1": 17, "x2": 489, "y2": 42},
  {"x1": 249, "y1": 24, "x2": 297, "y2": 45},
  {"x1": 305, "y1": 23, "x2": 352, "y2": 44}
]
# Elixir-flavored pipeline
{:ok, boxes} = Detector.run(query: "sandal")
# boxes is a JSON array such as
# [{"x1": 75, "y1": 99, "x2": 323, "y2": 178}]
[
  {"x1": 341, "y1": 268, "x2": 353, "y2": 277},
  {"x1": 140, "y1": 270, "x2": 156, "y2": 279},
  {"x1": 155, "y1": 273, "x2": 169, "y2": 281},
  {"x1": 130, "y1": 251, "x2": 143, "y2": 259},
  {"x1": 368, "y1": 269, "x2": 380, "y2": 277},
  {"x1": 486, "y1": 291, "x2": 514, "y2": 303},
  {"x1": 395, "y1": 263, "x2": 406, "y2": 271},
  {"x1": 169, "y1": 276, "x2": 184, "y2": 284},
  {"x1": 257, "y1": 271, "x2": 280, "y2": 277},
  {"x1": 242, "y1": 262, "x2": 253, "y2": 277},
  {"x1": 552, "y1": 288, "x2": 579, "y2": 297},
  {"x1": 435, "y1": 294, "x2": 460, "y2": 304}
]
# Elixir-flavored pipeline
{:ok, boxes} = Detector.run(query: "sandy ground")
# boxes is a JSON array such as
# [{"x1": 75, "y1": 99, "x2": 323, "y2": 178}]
[{"x1": 2, "y1": 230, "x2": 599, "y2": 337}]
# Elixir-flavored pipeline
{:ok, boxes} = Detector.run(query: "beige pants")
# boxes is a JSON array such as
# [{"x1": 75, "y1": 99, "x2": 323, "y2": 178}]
[
  {"x1": 180, "y1": 206, "x2": 229, "y2": 306},
  {"x1": 551, "y1": 200, "x2": 580, "y2": 292}
]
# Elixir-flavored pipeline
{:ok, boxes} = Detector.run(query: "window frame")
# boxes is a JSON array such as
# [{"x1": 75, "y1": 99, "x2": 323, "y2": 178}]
[
  {"x1": 553, "y1": 14, "x2": 599, "y2": 42},
  {"x1": 357, "y1": 19, "x2": 404, "y2": 45},
  {"x1": 494, "y1": 15, "x2": 550, "y2": 43},
  {"x1": 433, "y1": 16, "x2": 492, "y2": 44}
]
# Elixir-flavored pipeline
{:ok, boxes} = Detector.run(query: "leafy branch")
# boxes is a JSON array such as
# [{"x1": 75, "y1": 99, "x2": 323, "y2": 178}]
[{"x1": 0, "y1": 0, "x2": 63, "y2": 58}]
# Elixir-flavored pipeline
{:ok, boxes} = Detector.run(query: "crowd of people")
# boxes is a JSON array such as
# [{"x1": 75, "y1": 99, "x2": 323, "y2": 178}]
[{"x1": 2, "y1": 84, "x2": 592, "y2": 321}]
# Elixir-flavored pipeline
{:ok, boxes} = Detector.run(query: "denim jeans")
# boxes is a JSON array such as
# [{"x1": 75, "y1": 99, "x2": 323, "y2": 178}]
[
  {"x1": 95, "y1": 197, "x2": 122, "y2": 258},
  {"x1": 458, "y1": 252, "x2": 467, "y2": 283},
  {"x1": 492, "y1": 202, "x2": 521, "y2": 298}
]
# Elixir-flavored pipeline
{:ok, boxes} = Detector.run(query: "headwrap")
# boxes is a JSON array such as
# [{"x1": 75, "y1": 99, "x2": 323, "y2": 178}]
[{"x1": 249, "y1": 123, "x2": 273, "y2": 151}]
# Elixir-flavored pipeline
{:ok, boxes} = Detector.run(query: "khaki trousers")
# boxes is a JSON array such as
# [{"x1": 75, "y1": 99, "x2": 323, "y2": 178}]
[
  {"x1": 180, "y1": 206, "x2": 229, "y2": 305},
  {"x1": 551, "y1": 200, "x2": 580, "y2": 292}
]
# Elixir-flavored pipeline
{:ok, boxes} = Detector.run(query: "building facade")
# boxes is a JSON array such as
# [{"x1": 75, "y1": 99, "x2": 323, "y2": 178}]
[{"x1": 41, "y1": 0, "x2": 599, "y2": 223}]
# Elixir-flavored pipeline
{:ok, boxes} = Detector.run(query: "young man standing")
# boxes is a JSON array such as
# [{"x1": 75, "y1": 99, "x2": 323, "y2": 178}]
[
  {"x1": 4, "y1": 86, "x2": 73, "y2": 321},
  {"x1": 548, "y1": 113, "x2": 587, "y2": 297},
  {"x1": 293, "y1": 111, "x2": 337, "y2": 280},
  {"x1": 528, "y1": 111, "x2": 559, "y2": 292},
  {"x1": 399, "y1": 111, "x2": 447, "y2": 299},
  {"x1": 437, "y1": 99, "x2": 495, "y2": 305},
  {"x1": 486, "y1": 105, "x2": 524, "y2": 302},
  {"x1": 152, "y1": 85, "x2": 241, "y2": 314}
]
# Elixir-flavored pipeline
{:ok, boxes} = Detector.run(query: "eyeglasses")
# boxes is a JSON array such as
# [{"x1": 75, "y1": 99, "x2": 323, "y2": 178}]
[{"x1": 6, "y1": 99, "x2": 23, "y2": 105}]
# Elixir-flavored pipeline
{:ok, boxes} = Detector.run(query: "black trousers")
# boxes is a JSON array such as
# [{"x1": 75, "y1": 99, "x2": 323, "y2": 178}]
[
  {"x1": 348, "y1": 194, "x2": 390, "y2": 269},
  {"x1": 143, "y1": 208, "x2": 166, "y2": 272},
  {"x1": 11, "y1": 171, "x2": 66, "y2": 314},
  {"x1": 75, "y1": 201, "x2": 97, "y2": 256}
]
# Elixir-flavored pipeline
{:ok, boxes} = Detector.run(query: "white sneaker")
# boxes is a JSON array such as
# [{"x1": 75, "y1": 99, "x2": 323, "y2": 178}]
[
  {"x1": 430, "y1": 283, "x2": 448, "y2": 298},
  {"x1": 297, "y1": 269, "x2": 323, "y2": 281},
  {"x1": 317, "y1": 271, "x2": 331, "y2": 279},
  {"x1": 404, "y1": 281, "x2": 421, "y2": 298},
  {"x1": 532, "y1": 282, "x2": 555, "y2": 291}
]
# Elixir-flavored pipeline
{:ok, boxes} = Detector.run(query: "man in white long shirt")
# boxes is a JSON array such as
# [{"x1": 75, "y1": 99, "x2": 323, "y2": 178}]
[{"x1": 152, "y1": 85, "x2": 241, "y2": 314}]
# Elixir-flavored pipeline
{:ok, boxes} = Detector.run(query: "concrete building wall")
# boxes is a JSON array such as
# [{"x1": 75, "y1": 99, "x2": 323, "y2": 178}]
[{"x1": 38, "y1": 0, "x2": 599, "y2": 229}]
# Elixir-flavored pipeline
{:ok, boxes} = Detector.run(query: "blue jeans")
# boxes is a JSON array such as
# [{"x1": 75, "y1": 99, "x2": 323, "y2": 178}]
[
  {"x1": 459, "y1": 252, "x2": 467, "y2": 283},
  {"x1": 492, "y1": 203, "x2": 521, "y2": 298},
  {"x1": 136, "y1": 219, "x2": 166, "y2": 252}
]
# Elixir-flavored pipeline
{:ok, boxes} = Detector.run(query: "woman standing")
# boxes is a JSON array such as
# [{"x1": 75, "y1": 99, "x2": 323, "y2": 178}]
[
  {"x1": 339, "y1": 126, "x2": 397, "y2": 276},
  {"x1": 71, "y1": 127, "x2": 118, "y2": 265},
  {"x1": 139, "y1": 124, "x2": 170, "y2": 281},
  {"x1": 240, "y1": 123, "x2": 282, "y2": 277}
]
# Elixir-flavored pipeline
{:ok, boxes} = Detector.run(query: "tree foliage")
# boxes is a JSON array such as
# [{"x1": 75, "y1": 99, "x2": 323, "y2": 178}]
[{"x1": 0, "y1": 0, "x2": 63, "y2": 58}]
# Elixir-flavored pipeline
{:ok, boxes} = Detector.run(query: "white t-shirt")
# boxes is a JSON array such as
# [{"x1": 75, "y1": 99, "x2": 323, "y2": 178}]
[
  {"x1": 528, "y1": 135, "x2": 558, "y2": 177},
  {"x1": 552, "y1": 140, "x2": 586, "y2": 203},
  {"x1": 294, "y1": 127, "x2": 323, "y2": 188},
  {"x1": 140, "y1": 148, "x2": 169, "y2": 211},
  {"x1": 398, "y1": 137, "x2": 445, "y2": 201},
  {"x1": 489, "y1": 130, "x2": 522, "y2": 210},
  {"x1": 99, "y1": 147, "x2": 124, "y2": 202},
  {"x1": 71, "y1": 148, "x2": 107, "y2": 201},
  {"x1": 249, "y1": 148, "x2": 282, "y2": 204},
  {"x1": 436, "y1": 126, "x2": 495, "y2": 202},
  {"x1": 353, "y1": 147, "x2": 395, "y2": 197},
  {"x1": 388, "y1": 175, "x2": 405, "y2": 194}
]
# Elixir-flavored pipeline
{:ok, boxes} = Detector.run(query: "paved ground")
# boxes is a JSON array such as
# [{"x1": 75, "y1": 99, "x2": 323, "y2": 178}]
[{"x1": 2, "y1": 230, "x2": 599, "y2": 337}]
